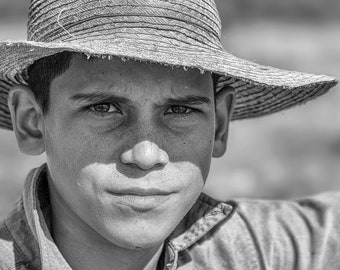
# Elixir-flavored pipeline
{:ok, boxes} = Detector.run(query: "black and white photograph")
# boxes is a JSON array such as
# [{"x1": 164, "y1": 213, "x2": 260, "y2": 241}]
[{"x1": 0, "y1": 0, "x2": 339, "y2": 269}]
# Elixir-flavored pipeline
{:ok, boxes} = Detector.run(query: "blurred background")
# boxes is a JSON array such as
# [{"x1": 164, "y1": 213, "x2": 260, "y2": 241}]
[{"x1": 0, "y1": 0, "x2": 339, "y2": 219}]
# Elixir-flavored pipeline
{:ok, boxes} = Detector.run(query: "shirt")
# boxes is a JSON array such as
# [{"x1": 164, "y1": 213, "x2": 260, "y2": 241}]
[{"x1": 1, "y1": 164, "x2": 340, "y2": 270}]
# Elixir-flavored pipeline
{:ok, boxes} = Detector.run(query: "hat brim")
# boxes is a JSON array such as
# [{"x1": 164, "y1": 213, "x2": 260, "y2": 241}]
[{"x1": 0, "y1": 39, "x2": 337, "y2": 130}]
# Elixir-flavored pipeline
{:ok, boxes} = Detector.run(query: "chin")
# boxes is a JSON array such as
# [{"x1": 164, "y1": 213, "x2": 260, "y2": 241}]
[
  {"x1": 109, "y1": 230, "x2": 168, "y2": 250},
  {"x1": 120, "y1": 237, "x2": 165, "y2": 250},
  {"x1": 98, "y1": 218, "x2": 174, "y2": 250}
]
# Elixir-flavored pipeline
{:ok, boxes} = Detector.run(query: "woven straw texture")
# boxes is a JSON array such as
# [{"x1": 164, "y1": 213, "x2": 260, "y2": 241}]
[{"x1": 0, "y1": 0, "x2": 338, "y2": 130}]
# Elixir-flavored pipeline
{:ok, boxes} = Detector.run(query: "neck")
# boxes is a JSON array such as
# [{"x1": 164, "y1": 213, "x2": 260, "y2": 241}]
[{"x1": 48, "y1": 183, "x2": 164, "y2": 270}]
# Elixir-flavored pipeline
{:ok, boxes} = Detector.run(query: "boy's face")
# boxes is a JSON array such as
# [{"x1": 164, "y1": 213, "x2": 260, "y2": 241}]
[{"x1": 37, "y1": 55, "x2": 222, "y2": 249}]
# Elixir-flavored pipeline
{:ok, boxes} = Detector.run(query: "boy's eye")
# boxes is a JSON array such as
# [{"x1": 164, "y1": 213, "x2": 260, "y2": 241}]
[
  {"x1": 89, "y1": 103, "x2": 120, "y2": 113},
  {"x1": 166, "y1": 105, "x2": 193, "y2": 114}
]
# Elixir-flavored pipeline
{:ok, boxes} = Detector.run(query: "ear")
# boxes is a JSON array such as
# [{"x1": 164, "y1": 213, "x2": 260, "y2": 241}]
[
  {"x1": 8, "y1": 85, "x2": 45, "y2": 155},
  {"x1": 212, "y1": 86, "x2": 235, "y2": 158}
]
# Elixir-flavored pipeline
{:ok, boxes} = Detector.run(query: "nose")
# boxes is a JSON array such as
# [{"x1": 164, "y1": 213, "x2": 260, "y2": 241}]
[{"x1": 120, "y1": 140, "x2": 169, "y2": 170}]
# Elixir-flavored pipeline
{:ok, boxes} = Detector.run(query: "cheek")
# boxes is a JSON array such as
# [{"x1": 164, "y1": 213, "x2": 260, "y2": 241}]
[
  {"x1": 45, "y1": 124, "x2": 84, "y2": 176},
  {"x1": 167, "y1": 126, "x2": 215, "y2": 182},
  {"x1": 44, "y1": 115, "x2": 118, "y2": 174}
]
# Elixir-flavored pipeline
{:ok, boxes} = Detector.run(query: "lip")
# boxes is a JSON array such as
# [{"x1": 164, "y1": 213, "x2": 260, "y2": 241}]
[
  {"x1": 106, "y1": 188, "x2": 174, "y2": 211},
  {"x1": 108, "y1": 187, "x2": 173, "y2": 197}
]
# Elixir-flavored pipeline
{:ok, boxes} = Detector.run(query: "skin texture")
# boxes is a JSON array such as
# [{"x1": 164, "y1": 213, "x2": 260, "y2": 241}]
[{"x1": 8, "y1": 54, "x2": 234, "y2": 270}]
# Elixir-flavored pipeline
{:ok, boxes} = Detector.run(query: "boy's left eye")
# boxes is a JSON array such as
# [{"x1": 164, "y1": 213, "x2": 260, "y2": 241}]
[
  {"x1": 165, "y1": 105, "x2": 193, "y2": 114},
  {"x1": 89, "y1": 103, "x2": 120, "y2": 113}
]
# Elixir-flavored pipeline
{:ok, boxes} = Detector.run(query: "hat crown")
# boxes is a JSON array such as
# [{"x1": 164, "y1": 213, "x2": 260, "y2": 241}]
[{"x1": 27, "y1": 0, "x2": 222, "y2": 49}]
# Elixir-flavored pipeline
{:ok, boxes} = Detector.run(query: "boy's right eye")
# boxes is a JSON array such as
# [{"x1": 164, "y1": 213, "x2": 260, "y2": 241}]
[{"x1": 89, "y1": 103, "x2": 120, "y2": 114}]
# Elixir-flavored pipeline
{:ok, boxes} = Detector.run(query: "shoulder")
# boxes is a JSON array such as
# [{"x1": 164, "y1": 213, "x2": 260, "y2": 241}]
[
  {"x1": 223, "y1": 192, "x2": 340, "y2": 269},
  {"x1": 0, "y1": 224, "x2": 35, "y2": 269},
  {"x1": 0, "y1": 219, "x2": 17, "y2": 268},
  {"x1": 235, "y1": 191, "x2": 340, "y2": 229},
  {"x1": 188, "y1": 192, "x2": 340, "y2": 269},
  {"x1": 0, "y1": 198, "x2": 40, "y2": 269}
]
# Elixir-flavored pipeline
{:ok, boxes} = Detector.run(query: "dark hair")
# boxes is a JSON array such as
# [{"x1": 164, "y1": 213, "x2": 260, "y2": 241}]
[
  {"x1": 27, "y1": 51, "x2": 74, "y2": 113},
  {"x1": 27, "y1": 52, "x2": 218, "y2": 112}
]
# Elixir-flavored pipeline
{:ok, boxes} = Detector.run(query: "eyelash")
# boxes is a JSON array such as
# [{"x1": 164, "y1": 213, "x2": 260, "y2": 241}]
[
  {"x1": 84, "y1": 103, "x2": 199, "y2": 118},
  {"x1": 86, "y1": 103, "x2": 121, "y2": 116},
  {"x1": 165, "y1": 105, "x2": 196, "y2": 117}
]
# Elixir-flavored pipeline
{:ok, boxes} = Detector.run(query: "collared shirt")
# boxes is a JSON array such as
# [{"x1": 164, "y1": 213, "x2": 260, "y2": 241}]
[{"x1": 1, "y1": 164, "x2": 340, "y2": 270}]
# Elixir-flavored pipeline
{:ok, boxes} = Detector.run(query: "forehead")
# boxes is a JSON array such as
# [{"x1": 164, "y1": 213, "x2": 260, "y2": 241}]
[{"x1": 50, "y1": 54, "x2": 214, "y2": 100}]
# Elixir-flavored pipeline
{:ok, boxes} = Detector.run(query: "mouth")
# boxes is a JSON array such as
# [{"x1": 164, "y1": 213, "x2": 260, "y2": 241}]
[
  {"x1": 109, "y1": 187, "x2": 172, "y2": 196},
  {"x1": 106, "y1": 188, "x2": 174, "y2": 211}
]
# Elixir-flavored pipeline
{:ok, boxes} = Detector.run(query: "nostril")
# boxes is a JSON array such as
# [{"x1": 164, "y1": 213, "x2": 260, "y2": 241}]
[
  {"x1": 136, "y1": 160, "x2": 163, "y2": 171},
  {"x1": 120, "y1": 150, "x2": 133, "y2": 165},
  {"x1": 158, "y1": 150, "x2": 169, "y2": 165}
]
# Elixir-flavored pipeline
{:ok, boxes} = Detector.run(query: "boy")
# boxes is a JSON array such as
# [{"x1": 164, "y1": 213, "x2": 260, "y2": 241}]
[{"x1": 0, "y1": 0, "x2": 338, "y2": 269}]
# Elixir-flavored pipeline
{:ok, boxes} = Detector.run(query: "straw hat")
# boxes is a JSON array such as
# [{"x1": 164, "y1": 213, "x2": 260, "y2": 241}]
[{"x1": 0, "y1": 0, "x2": 337, "y2": 130}]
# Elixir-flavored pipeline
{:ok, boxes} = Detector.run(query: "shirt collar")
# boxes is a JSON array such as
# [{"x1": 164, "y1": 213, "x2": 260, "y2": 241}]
[
  {"x1": 20, "y1": 164, "x2": 236, "y2": 268},
  {"x1": 170, "y1": 193, "x2": 235, "y2": 251},
  {"x1": 23, "y1": 164, "x2": 72, "y2": 269}
]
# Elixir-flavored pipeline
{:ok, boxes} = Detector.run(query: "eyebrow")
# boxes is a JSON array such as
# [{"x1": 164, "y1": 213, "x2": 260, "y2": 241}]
[
  {"x1": 70, "y1": 92, "x2": 132, "y2": 105},
  {"x1": 70, "y1": 92, "x2": 211, "y2": 106},
  {"x1": 163, "y1": 95, "x2": 212, "y2": 106}
]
